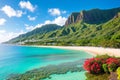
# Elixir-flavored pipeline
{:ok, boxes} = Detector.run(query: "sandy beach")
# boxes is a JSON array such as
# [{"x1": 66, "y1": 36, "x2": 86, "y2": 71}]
[{"x1": 37, "y1": 46, "x2": 120, "y2": 57}]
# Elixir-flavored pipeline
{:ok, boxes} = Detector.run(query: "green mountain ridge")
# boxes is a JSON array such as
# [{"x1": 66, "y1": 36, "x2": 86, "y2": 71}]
[
  {"x1": 6, "y1": 7, "x2": 120, "y2": 48},
  {"x1": 7, "y1": 24, "x2": 62, "y2": 43},
  {"x1": 65, "y1": 7, "x2": 120, "y2": 25}
]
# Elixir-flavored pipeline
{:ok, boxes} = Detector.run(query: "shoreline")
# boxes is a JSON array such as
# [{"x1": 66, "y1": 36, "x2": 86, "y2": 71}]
[
  {"x1": 2, "y1": 44, "x2": 120, "y2": 57},
  {"x1": 36, "y1": 46, "x2": 120, "y2": 57}
]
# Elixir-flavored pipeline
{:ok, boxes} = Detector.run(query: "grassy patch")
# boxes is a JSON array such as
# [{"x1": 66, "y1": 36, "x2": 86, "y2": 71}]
[{"x1": 85, "y1": 72, "x2": 109, "y2": 80}]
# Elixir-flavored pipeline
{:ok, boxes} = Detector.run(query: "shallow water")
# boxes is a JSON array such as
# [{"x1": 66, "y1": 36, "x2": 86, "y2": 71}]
[
  {"x1": 43, "y1": 71, "x2": 86, "y2": 80},
  {"x1": 0, "y1": 44, "x2": 92, "y2": 80}
]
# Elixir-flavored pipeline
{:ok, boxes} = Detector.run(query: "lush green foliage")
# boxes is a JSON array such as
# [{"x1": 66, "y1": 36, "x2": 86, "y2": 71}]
[
  {"x1": 84, "y1": 55, "x2": 120, "y2": 74},
  {"x1": 117, "y1": 67, "x2": 120, "y2": 80},
  {"x1": 102, "y1": 64, "x2": 109, "y2": 73},
  {"x1": 6, "y1": 8, "x2": 120, "y2": 48},
  {"x1": 96, "y1": 54, "x2": 111, "y2": 60},
  {"x1": 6, "y1": 24, "x2": 61, "y2": 44},
  {"x1": 84, "y1": 55, "x2": 120, "y2": 80},
  {"x1": 106, "y1": 58, "x2": 119, "y2": 72}
]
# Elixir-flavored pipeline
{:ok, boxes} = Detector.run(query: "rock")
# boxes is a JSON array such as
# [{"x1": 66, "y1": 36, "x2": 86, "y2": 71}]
[
  {"x1": 65, "y1": 7, "x2": 120, "y2": 26},
  {"x1": 65, "y1": 12, "x2": 79, "y2": 26},
  {"x1": 109, "y1": 72, "x2": 118, "y2": 80}
]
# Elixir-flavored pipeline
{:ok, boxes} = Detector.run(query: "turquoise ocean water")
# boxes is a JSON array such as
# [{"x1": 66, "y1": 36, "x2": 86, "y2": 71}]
[{"x1": 0, "y1": 44, "x2": 92, "y2": 80}]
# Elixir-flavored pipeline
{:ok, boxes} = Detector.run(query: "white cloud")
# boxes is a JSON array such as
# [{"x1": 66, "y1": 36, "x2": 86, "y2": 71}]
[
  {"x1": 48, "y1": 8, "x2": 67, "y2": 16},
  {"x1": 25, "y1": 24, "x2": 34, "y2": 31},
  {"x1": 62, "y1": 10, "x2": 67, "y2": 14},
  {"x1": 1, "y1": 5, "x2": 23, "y2": 17},
  {"x1": 25, "y1": 23, "x2": 44, "y2": 31},
  {"x1": 24, "y1": 24, "x2": 29, "y2": 27},
  {"x1": 27, "y1": 15, "x2": 36, "y2": 21},
  {"x1": 0, "y1": 30, "x2": 6, "y2": 33},
  {"x1": 48, "y1": 8, "x2": 61, "y2": 16},
  {"x1": 43, "y1": 16, "x2": 67, "y2": 26},
  {"x1": 52, "y1": 16, "x2": 67, "y2": 26},
  {"x1": 19, "y1": 1, "x2": 35, "y2": 12},
  {"x1": 0, "y1": 18, "x2": 6, "y2": 25},
  {"x1": 25, "y1": 16, "x2": 67, "y2": 31},
  {"x1": 0, "y1": 30, "x2": 25, "y2": 43},
  {"x1": 26, "y1": 26, "x2": 34, "y2": 31}
]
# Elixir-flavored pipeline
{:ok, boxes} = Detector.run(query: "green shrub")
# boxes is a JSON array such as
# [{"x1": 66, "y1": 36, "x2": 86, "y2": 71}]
[
  {"x1": 84, "y1": 55, "x2": 120, "y2": 80},
  {"x1": 102, "y1": 64, "x2": 109, "y2": 73},
  {"x1": 108, "y1": 63, "x2": 117, "y2": 72},
  {"x1": 117, "y1": 67, "x2": 120, "y2": 80},
  {"x1": 96, "y1": 54, "x2": 111, "y2": 59}
]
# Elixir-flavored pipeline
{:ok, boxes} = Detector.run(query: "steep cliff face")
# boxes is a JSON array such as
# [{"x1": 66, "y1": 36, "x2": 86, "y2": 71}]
[
  {"x1": 114, "y1": 12, "x2": 120, "y2": 18},
  {"x1": 65, "y1": 13, "x2": 79, "y2": 26},
  {"x1": 65, "y1": 8, "x2": 120, "y2": 26}
]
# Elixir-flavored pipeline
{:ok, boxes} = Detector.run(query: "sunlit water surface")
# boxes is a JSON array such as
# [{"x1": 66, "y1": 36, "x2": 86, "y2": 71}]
[{"x1": 0, "y1": 44, "x2": 92, "y2": 80}]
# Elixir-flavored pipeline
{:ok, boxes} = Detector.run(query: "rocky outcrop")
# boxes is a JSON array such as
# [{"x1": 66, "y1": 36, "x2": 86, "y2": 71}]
[
  {"x1": 65, "y1": 7, "x2": 120, "y2": 26},
  {"x1": 65, "y1": 12, "x2": 79, "y2": 26},
  {"x1": 114, "y1": 12, "x2": 120, "y2": 18}
]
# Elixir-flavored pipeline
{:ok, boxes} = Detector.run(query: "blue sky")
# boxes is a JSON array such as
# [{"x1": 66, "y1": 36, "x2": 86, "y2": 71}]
[{"x1": 0, "y1": 0, "x2": 120, "y2": 43}]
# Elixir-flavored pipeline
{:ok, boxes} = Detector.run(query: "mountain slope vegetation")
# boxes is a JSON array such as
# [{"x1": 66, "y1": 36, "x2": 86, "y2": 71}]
[
  {"x1": 6, "y1": 8, "x2": 120, "y2": 48},
  {"x1": 7, "y1": 24, "x2": 62, "y2": 43}
]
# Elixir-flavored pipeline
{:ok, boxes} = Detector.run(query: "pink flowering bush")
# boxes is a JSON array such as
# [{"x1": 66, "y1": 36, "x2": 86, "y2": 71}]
[
  {"x1": 83, "y1": 55, "x2": 120, "y2": 74},
  {"x1": 106, "y1": 58, "x2": 119, "y2": 72},
  {"x1": 83, "y1": 58, "x2": 103, "y2": 74}
]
